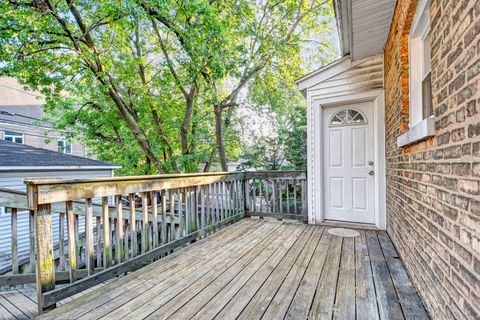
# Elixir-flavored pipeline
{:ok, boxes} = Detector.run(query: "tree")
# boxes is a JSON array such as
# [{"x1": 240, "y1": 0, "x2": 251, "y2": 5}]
[{"x1": 0, "y1": 0, "x2": 334, "y2": 174}]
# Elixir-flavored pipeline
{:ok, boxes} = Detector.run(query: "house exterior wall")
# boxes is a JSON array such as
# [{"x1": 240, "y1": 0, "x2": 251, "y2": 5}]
[
  {"x1": 384, "y1": 0, "x2": 480, "y2": 318},
  {"x1": 0, "y1": 122, "x2": 86, "y2": 158},
  {"x1": 0, "y1": 78, "x2": 86, "y2": 157}
]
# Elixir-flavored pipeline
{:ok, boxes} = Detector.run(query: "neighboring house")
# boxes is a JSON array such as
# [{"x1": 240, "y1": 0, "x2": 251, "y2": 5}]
[
  {"x1": 0, "y1": 77, "x2": 86, "y2": 156},
  {"x1": 297, "y1": 0, "x2": 479, "y2": 318},
  {"x1": 0, "y1": 140, "x2": 120, "y2": 272}
]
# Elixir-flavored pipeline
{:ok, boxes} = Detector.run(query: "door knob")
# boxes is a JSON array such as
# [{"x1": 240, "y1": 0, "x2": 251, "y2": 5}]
[
  {"x1": 369, "y1": 170, "x2": 374, "y2": 176},
  {"x1": 368, "y1": 161, "x2": 374, "y2": 165}
]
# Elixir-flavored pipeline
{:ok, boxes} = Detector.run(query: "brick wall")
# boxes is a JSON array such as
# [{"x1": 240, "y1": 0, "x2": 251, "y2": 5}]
[{"x1": 384, "y1": 0, "x2": 480, "y2": 318}]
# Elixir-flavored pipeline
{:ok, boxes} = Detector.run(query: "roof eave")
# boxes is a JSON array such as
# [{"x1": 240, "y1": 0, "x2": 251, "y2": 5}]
[
  {"x1": 333, "y1": 0, "x2": 352, "y2": 58},
  {"x1": 0, "y1": 165, "x2": 121, "y2": 171}
]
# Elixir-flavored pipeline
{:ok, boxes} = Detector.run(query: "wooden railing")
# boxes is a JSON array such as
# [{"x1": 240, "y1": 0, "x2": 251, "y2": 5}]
[
  {"x1": 0, "y1": 171, "x2": 306, "y2": 313},
  {"x1": 245, "y1": 171, "x2": 307, "y2": 221}
]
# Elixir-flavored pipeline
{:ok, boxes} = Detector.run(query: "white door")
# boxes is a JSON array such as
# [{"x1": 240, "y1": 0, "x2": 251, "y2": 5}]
[{"x1": 323, "y1": 101, "x2": 375, "y2": 224}]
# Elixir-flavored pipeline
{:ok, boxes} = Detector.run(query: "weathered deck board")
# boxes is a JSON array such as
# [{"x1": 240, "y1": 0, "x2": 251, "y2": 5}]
[
  {"x1": 23, "y1": 219, "x2": 429, "y2": 320},
  {"x1": 355, "y1": 230, "x2": 379, "y2": 320}
]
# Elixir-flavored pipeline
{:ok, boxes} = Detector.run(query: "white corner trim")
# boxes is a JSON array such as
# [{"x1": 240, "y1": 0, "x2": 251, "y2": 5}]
[{"x1": 397, "y1": 116, "x2": 435, "y2": 147}]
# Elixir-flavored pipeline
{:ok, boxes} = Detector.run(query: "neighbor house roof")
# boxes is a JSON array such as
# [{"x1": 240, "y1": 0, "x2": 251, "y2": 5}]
[
  {"x1": 0, "y1": 140, "x2": 120, "y2": 170},
  {"x1": 333, "y1": 0, "x2": 397, "y2": 60}
]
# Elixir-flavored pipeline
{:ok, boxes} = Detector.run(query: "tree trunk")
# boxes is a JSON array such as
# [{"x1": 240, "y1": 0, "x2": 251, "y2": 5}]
[
  {"x1": 214, "y1": 105, "x2": 228, "y2": 172},
  {"x1": 181, "y1": 97, "x2": 194, "y2": 156}
]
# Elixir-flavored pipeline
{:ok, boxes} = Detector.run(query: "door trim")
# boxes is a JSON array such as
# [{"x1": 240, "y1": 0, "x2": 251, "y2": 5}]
[{"x1": 306, "y1": 89, "x2": 386, "y2": 229}]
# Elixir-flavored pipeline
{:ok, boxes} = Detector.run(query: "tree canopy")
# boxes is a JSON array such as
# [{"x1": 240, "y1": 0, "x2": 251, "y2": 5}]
[{"x1": 0, "y1": 0, "x2": 336, "y2": 174}]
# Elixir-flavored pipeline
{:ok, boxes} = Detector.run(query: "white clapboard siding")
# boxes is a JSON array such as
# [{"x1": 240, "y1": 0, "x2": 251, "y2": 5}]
[
  {"x1": 0, "y1": 169, "x2": 113, "y2": 272},
  {"x1": 308, "y1": 54, "x2": 384, "y2": 100}
]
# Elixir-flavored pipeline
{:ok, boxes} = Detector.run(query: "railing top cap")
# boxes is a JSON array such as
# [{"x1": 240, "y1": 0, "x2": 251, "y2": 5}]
[{"x1": 24, "y1": 171, "x2": 242, "y2": 186}]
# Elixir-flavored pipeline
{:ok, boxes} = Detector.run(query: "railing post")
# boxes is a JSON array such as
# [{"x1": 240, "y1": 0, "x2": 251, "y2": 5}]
[
  {"x1": 29, "y1": 210, "x2": 35, "y2": 273},
  {"x1": 10, "y1": 207, "x2": 18, "y2": 274},
  {"x1": 103, "y1": 196, "x2": 112, "y2": 267},
  {"x1": 35, "y1": 203, "x2": 55, "y2": 313},
  {"x1": 66, "y1": 201, "x2": 77, "y2": 283}
]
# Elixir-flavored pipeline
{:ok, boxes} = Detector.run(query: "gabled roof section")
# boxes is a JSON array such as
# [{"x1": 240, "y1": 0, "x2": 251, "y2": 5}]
[
  {"x1": 296, "y1": 56, "x2": 352, "y2": 92},
  {"x1": 334, "y1": 0, "x2": 396, "y2": 61},
  {"x1": 0, "y1": 140, "x2": 120, "y2": 170},
  {"x1": 296, "y1": 54, "x2": 384, "y2": 98}
]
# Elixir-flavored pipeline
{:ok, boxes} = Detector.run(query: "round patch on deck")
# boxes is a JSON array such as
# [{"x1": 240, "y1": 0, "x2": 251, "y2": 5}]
[{"x1": 328, "y1": 228, "x2": 360, "y2": 237}]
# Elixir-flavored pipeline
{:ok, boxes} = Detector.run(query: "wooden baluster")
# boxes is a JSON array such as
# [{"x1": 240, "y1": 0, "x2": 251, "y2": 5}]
[
  {"x1": 123, "y1": 220, "x2": 129, "y2": 261},
  {"x1": 228, "y1": 182, "x2": 233, "y2": 216},
  {"x1": 272, "y1": 180, "x2": 276, "y2": 213},
  {"x1": 301, "y1": 179, "x2": 307, "y2": 214},
  {"x1": 10, "y1": 208, "x2": 18, "y2": 274},
  {"x1": 161, "y1": 190, "x2": 167, "y2": 244},
  {"x1": 178, "y1": 190, "x2": 185, "y2": 237},
  {"x1": 115, "y1": 195, "x2": 124, "y2": 263},
  {"x1": 85, "y1": 198, "x2": 94, "y2": 275},
  {"x1": 151, "y1": 191, "x2": 158, "y2": 248},
  {"x1": 205, "y1": 185, "x2": 210, "y2": 225},
  {"x1": 259, "y1": 179, "x2": 263, "y2": 213},
  {"x1": 228, "y1": 181, "x2": 235, "y2": 216},
  {"x1": 109, "y1": 217, "x2": 114, "y2": 264},
  {"x1": 35, "y1": 203, "x2": 55, "y2": 313},
  {"x1": 208, "y1": 184, "x2": 214, "y2": 224},
  {"x1": 218, "y1": 183, "x2": 222, "y2": 220},
  {"x1": 213, "y1": 183, "x2": 219, "y2": 223},
  {"x1": 252, "y1": 179, "x2": 257, "y2": 212},
  {"x1": 66, "y1": 201, "x2": 76, "y2": 283},
  {"x1": 191, "y1": 187, "x2": 197, "y2": 231},
  {"x1": 227, "y1": 182, "x2": 231, "y2": 216},
  {"x1": 244, "y1": 180, "x2": 250, "y2": 213},
  {"x1": 264, "y1": 180, "x2": 269, "y2": 214},
  {"x1": 170, "y1": 190, "x2": 176, "y2": 240},
  {"x1": 96, "y1": 216, "x2": 102, "y2": 268},
  {"x1": 59, "y1": 212, "x2": 66, "y2": 271},
  {"x1": 141, "y1": 192, "x2": 149, "y2": 254},
  {"x1": 286, "y1": 179, "x2": 290, "y2": 214},
  {"x1": 231, "y1": 181, "x2": 236, "y2": 214},
  {"x1": 185, "y1": 189, "x2": 190, "y2": 234},
  {"x1": 279, "y1": 182, "x2": 283, "y2": 214},
  {"x1": 129, "y1": 193, "x2": 137, "y2": 257},
  {"x1": 102, "y1": 197, "x2": 112, "y2": 267},
  {"x1": 200, "y1": 186, "x2": 206, "y2": 228},
  {"x1": 74, "y1": 215, "x2": 80, "y2": 266},
  {"x1": 29, "y1": 210, "x2": 35, "y2": 273},
  {"x1": 238, "y1": 180, "x2": 242, "y2": 213},
  {"x1": 293, "y1": 180, "x2": 298, "y2": 215}
]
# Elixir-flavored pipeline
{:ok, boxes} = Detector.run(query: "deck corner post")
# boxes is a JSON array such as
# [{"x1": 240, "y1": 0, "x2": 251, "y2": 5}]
[
  {"x1": 34, "y1": 202, "x2": 55, "y2": 314},
  {"x1": 10, "y1": 207, "x2": 18, "y2": 274}
]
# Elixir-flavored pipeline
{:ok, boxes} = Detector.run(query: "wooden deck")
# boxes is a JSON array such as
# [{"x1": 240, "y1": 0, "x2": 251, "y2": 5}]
[{"x1": 6, "y1": 218, "x2": 428, "y2": 319}]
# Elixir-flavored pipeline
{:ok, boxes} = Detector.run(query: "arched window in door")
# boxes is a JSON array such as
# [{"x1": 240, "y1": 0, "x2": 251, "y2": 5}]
[{"x1": 330, "y1": 109, "x2": 367, "y2": 126}]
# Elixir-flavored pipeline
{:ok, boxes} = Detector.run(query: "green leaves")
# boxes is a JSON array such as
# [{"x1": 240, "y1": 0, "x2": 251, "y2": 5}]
[{"x1": 0, "y1": 0, "x2": 336, "y2": 174}]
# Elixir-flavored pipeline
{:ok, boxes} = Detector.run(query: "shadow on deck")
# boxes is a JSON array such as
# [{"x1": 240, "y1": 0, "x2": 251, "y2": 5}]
[{"x1": 12, "y1": 218, "x2": 429, "y2": 320}]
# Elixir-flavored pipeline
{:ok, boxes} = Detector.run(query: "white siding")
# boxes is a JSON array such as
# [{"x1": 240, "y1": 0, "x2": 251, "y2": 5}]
[{"x1": 0, "y1": 169, "x2": 113, "y2": 272}]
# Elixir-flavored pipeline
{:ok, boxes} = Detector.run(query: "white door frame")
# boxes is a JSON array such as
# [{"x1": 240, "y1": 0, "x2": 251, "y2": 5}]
[{"x1": 306, "y1": 89, "x2": 386, "y2": 229}]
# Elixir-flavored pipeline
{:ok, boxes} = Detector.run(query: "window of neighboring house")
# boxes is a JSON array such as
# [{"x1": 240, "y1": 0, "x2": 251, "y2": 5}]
[
  {"x1": 397, "y1": 0, "x2": 434, "y2": 147},
  {"x1": 4, "y1": 131, "x2": 24, "y2": 144},
  {"x1": 58, "y1": 139, "x2": 73, "y2": 154}
]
